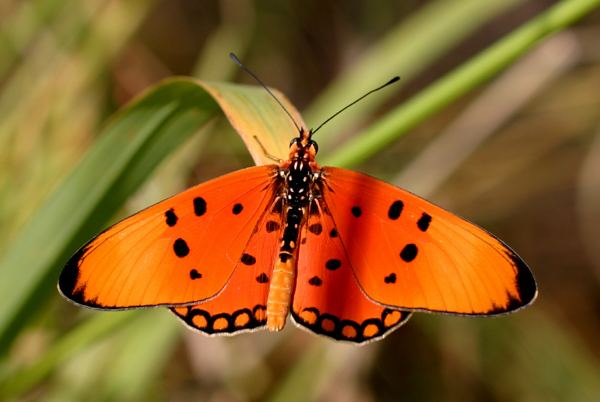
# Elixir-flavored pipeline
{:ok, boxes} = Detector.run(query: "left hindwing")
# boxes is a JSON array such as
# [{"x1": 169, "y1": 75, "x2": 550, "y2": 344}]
[
  {"x1": 317, "y1": 167, "x2": 537, "y2": 315},
  {"x1": 171, "y1": 195, "x2": 284, "y2": 336}
]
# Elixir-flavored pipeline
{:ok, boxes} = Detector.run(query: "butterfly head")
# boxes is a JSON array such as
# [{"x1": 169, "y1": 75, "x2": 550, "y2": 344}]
[{"x1": 289, "y1": 128, "x2": 318, "y2": 162}]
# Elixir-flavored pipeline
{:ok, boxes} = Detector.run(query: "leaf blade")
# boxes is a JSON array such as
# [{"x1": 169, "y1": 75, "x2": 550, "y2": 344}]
[{"x1": 0, "y1": 77, "x2": 300, "y2": 354}]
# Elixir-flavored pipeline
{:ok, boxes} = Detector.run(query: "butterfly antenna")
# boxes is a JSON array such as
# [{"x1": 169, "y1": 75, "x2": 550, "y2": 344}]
[
  {"x1": 311, "y1": 76, "x2": 400, "y2": 135},
  {"x1": 229, "y1": 52, "x2": 302, "y2": 134}
]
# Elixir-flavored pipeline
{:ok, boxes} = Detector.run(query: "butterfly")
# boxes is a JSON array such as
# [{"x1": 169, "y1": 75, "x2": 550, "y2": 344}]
[{"x1": 58, "y1": 54, "x2": 537, "y2": 344}]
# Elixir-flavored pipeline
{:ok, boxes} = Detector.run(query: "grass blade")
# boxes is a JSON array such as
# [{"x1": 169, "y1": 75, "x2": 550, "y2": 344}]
[
  {"x1": 305, "y1": 0, "x2": 525, "y2": 148},
  {"x1": 325, "y1": 0, "x2": 600, "y2": 168},
  {"x1": 0, "y1": 77, "x2": 300, "y2": 355}
]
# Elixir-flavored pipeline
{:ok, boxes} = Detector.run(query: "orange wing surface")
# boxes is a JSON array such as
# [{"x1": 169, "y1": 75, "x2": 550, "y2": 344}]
[
  {"x1": 318, "y1": 167, "x2": 537, "y2": 315},
  {"x1": 59, "y1": 165, "x2": 278, "y2": 309},
  {"x1": 292, "y1": 202, "x2": 411, "y2": 344},
  {"x1": 172, "y1": 196, "x2": 284, "y2": 335}
]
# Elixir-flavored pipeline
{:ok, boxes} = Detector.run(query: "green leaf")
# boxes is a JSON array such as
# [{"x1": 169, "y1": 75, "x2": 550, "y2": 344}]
[
  {"x1": 1, "y1": 311, "x2": 137, "y2": 397},
  {"x1": 325, "y1": 0, "x2": 600, "y2": 168},
  {"x1": 305, "y1": 0, "x2": 526, "y2": 149},
  {"x1": 0, "y1": 77, "x2": 301, "y2": 354}
]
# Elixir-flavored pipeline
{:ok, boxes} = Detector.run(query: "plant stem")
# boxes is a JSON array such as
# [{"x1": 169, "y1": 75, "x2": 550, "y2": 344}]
[{"x1": 324, "y1": 0, "x2": 600, "y2": 168}]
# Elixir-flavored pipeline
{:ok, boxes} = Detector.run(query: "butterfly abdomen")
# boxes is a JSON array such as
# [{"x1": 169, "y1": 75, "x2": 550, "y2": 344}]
[
  {"x1": 267, "y1": 206, "x2": 305, "y2": 331},
  {"x1": 267, "y1": 159, "x2": 313, "y2": 331},
  {"x1": 267, "y1": 250, "x2": 297, "y2": 331}
]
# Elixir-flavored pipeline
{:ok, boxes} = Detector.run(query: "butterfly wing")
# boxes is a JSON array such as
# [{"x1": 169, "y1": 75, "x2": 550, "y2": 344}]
[
  {"x1": 315, "y1": 167, "x2": 537, "y2": 315},
  {"x1": 59, "y1": 165, "x2": 280, "y2": 309},
  {"x1": 171, "y1": 197, "x2": 284, "y2": 335},
  {"x1": 292, "y1": 202, "x2": 411, "y2": 344}
]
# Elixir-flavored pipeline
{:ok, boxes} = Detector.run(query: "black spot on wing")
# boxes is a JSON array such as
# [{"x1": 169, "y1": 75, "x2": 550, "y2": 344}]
[
  {"x1": 266, "y1": 220, "x2": 280, "y2": 233},
  {"x1": 189, "y1": 269, "x2": 202, "y2": 280},
  {"x1": 308, "y1": 276, "x2": 322, "y2": 286},
  {"x1": 256, "y1": 273, "x2": 269, "y2": 283},
  {"x1": 400, "y1": 244, "x2": 418, "y2": 262},
  {"x1": 165, "y1": 209, "x2": 178, "y2": 227},
  {"x1": 384, "y1": 273, "x2": 397, "y2": 284},
  {"x1": 308, "y1": 223, "x2": 322, "y2": 235},
  {"x1": 325, "y1": 259, "x2": 342, "y2": 270},
  {"x1": 173, "y1": 238, "x2": 190, "y2": 257},
  {"x1": 388, "y1": 200, "x2": 404, "y2": 220},
  {"x1": 193, "y1": 197, "x2": 207, "y2": 216},
  {"x1": 351, "y1": 206, "x2": 362, "y2": 217},
  {"x1": 417, "y1": 212, "x2": 431, "y2": 231},
  {"x1": 232, "y1": 203, "x2": 243, "y2": 215},
  {"x1": 329, "y1": 228, "x2": 338, "y2": 238},
  {"x1": 241, "y1": 253, "x2": 256, "y2": 266}
]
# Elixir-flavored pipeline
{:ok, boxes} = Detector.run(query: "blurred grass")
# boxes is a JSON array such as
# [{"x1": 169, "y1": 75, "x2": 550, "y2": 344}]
[
  {"x1": 0, "y1": 0, "x2": 155, "y2": 249},
  {"x1": 306, "y1": 0, "x2": 526, "y2": 149},
  {"x1": 0, "y1": 77, "x2": 301, "y2": 400},
  {"x1": 480, "y1": 314, "x2": 600, "y2": 401},
  {"x1": 325, "y1": 0, "x2": 600, "y2": 167},
  {"x1": 0, "y1": 79, "x2": 220, "y2": 354},
  {"x1": 0, "y1": 0, "x2": 599, "y2": 401},
  {"x1": 2, "y1": 311, "x2": 137, "y2": 397}
]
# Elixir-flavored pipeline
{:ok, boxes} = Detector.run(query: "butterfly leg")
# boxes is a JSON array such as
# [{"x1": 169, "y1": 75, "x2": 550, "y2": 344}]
[{"x1": 253, "y1": 135, "x2": 284, "y2": 163}]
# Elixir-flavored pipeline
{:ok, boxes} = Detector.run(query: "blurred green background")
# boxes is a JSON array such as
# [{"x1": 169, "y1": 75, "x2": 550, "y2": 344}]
[{"x1": 1, "y1": 0, "x2": 600, "y2": 401}]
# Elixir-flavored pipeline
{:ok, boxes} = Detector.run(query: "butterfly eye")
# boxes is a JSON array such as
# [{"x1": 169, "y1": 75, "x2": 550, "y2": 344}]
[
  {"x1": 309, "y1": 141, "x2": 319, "y2": 154},
  {"x1": 289, "y1": 138, "x2": 300, "y2": 147}
]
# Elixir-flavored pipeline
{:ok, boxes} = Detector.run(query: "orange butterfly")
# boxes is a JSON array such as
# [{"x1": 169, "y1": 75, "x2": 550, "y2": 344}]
[{"x1": 59, "y1": 55, "x2": 537, "y2": 344}]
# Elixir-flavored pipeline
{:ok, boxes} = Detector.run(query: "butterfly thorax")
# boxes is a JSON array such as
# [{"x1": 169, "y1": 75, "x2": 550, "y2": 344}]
[{"x1": 266, "y1": 130, "x2": 320, "y2": 331}]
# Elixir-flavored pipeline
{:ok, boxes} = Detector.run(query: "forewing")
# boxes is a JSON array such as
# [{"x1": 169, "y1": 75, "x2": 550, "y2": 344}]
[
  {"x1": 292, "y1": 201, "x2": 411, "y2": 344},
  {"x1": 318, "y1": 167, "x2": 537, "y2": 315},
  {"x1": 59, "y1": 165, "x2": 279, "y2": 309}
]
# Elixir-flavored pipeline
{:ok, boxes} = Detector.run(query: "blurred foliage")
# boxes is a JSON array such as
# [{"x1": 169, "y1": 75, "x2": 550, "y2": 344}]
[{"x1": 1, "y1": 0, "x2": 600, "y2": 401}]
